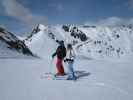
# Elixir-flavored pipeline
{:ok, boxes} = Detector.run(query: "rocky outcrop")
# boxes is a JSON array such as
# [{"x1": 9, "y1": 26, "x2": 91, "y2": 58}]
[{"x1": 0, "y1": 27, "x2": 34, "y2": 56}]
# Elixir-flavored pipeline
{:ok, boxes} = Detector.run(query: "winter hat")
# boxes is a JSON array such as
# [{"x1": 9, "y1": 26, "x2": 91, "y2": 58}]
[
  {"x1": 67, "y1": 43, "x2": 72, "y2": 49},
  {"x1": 59, "y1": 40, "x2": 64, "y2": 46}
]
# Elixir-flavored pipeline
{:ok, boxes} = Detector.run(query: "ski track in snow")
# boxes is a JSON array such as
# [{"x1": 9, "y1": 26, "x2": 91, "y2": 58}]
[
  {"x1": 0, "y1": 58, "x2": 133, "y2": 100},
  {"x1": 81, "y1": 80, "x2": 131, "y2": 97}
]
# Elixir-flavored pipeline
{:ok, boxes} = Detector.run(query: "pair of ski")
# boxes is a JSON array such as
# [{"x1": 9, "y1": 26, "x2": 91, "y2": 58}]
[{"x1": 41, "y1": 72, "x2": 77, "y2": 81}]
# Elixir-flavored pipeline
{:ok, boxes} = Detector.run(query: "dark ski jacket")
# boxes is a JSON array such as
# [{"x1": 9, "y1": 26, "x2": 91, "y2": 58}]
[{"x1": 52, "y1": 45, "x2": 66, "y2": 60}]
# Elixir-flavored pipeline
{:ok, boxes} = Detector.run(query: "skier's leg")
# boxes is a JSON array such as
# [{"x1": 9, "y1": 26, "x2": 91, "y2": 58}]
[
  {"x1": 70, "y1": 62, "x2": 76, "y2": 79},
  {"x1": 67, "y1": 62, "x2": 76, "y2": 80},
  {"x1": 56, "y1": 58, "x2": 61, "y2": 75},
  {"x1": 60, "y1": 61, "x2": 65, "y2": 75},
  {"x1": 56, "y1": 58, "x2": 64, "y2": 75}
]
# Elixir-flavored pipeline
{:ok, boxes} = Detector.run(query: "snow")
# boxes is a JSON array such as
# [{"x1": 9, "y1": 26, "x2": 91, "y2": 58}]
[
  {"x1": 78, "y1": 26, "x2": 133, "y2": 59},
  {"x1": 0, "y1": 58, "x2": 133, "y2": 100},
  {"x1": 0, "y1": 24, "x2": 133, "y2": 100},
  {"x1": 0, "y1": 39, "x2": 27, "y2": 58},
  {"x1": 25, "y1": 25, "x2": 57, "y2": 58}
]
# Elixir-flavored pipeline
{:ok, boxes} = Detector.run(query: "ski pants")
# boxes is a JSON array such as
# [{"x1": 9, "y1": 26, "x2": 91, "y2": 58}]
[
  {"x1": 56, "y1": 58, "x2": 65, "y2": 75},
  {"x1": 67, "y1": 61, "x2": 75, "y2": 79}
]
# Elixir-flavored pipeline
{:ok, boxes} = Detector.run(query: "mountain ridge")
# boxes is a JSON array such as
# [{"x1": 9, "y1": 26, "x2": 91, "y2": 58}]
[
  {"x1": 24, "y1": 24, "x2": 133, "y2": 59},
  {"x1": 0, "y1": 27, "x2": 34, "y2": 57}
]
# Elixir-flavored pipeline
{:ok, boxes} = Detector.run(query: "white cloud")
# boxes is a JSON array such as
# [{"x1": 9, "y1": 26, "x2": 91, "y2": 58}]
[
  {"x1": 98, "y1": 17, "x2": 124, "y2": 26},
  {"x1": 1, "y1": 0, "x2": 47, "y2": 28},
  {"x1": 85, "y1": 17, "x2": 133, "y2": 26}
]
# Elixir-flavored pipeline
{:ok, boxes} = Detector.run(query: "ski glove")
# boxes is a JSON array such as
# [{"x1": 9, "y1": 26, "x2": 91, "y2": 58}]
[{"x1": 64, "y1": 58, "x2": 74, "y2": 62}]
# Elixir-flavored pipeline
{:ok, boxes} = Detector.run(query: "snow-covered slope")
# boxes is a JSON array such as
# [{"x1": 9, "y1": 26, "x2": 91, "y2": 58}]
[
  {"x1": 0, "y1": 55, "x2": 133, "y2": 100},
  {"x1": 25, "y1": 24, "x2": 57, "y2": 58},
  {"x1": 0, "y1": 38, "x2": 22, "y2": 58},
  {"x1": 0, "y1": 27, "x2": 34, "y2": 58},
  {"x1": 25, "y1": 24, "x2": 133, "y2": 60}
]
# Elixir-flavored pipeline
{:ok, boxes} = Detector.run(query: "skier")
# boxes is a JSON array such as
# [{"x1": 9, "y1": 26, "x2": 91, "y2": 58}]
[
  {"x1": 52, "y1": 40, "x2": 66, "y2": 76},
  {"x1": 64, "y1": 44, "x2": 76, "y2": 80}
]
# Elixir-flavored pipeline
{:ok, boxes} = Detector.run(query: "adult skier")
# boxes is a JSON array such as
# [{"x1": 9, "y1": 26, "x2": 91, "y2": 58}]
[
  {"x1": 52, "y1": 40, "x2": 66, "y2": 76},
  {"x1": 64, "y1": 44, "x2": 76, "y2": 80}
]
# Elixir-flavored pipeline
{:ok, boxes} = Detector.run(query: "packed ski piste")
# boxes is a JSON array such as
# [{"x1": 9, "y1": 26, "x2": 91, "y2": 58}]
[{"x1": 0, "y1": 24, "x2": 133, "y2": 100}]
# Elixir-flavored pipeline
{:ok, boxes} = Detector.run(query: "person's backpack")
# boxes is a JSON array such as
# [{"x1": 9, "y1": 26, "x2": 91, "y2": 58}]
[{"x1": 56, "y1": 45, "x2": 66, "y2": 59}]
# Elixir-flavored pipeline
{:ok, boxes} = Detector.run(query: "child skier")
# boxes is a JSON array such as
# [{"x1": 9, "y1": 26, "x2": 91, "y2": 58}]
[
  {"x1": 64, "y1": 44, "x2": 76, "y2": 80},
  {"x1": 52, "y1": 40, "x2": 66, "y2": 76}
]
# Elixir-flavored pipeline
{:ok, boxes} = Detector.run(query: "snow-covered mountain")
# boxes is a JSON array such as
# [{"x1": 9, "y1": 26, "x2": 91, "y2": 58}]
[
  {"x1": 0, "y1": 27, "x2": 34, "y2": 58},
  {"x1": 25, "y1": 24, "x2": 57, "y2": 58},
  {"x1": 1, "y1": 24, "x2": 133, "y2": 100},
  {"x1": 1, "y1": 23, "x2": 133, "y2": 59},
  {"x1": 25, "y1": 24, "x2": 133, "y2": 59}
]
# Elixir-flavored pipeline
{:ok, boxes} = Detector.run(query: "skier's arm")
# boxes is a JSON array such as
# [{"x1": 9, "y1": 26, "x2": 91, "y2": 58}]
[
  {"x1": 52, "y1": 52, "x2": 56, "y2": 58},
  {"x1": 52, "y1": 46, "x2": 60, "y2": 58}
]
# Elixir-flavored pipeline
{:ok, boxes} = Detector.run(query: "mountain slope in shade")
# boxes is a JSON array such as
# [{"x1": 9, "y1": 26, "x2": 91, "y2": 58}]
[{"x1": 0, "y1": 27, "x2": 34, "y2": 58}]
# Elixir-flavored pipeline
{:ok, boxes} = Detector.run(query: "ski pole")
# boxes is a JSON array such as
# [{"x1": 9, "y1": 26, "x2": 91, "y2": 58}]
[{"x1": 49, "y1": 57, "x2": 56, "y2": 79}]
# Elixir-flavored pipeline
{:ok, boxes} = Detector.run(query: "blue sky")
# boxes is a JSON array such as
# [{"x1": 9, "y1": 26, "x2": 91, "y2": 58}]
[{"x1": 0, "y1": 0, "x2": 133, "y2": 34}]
